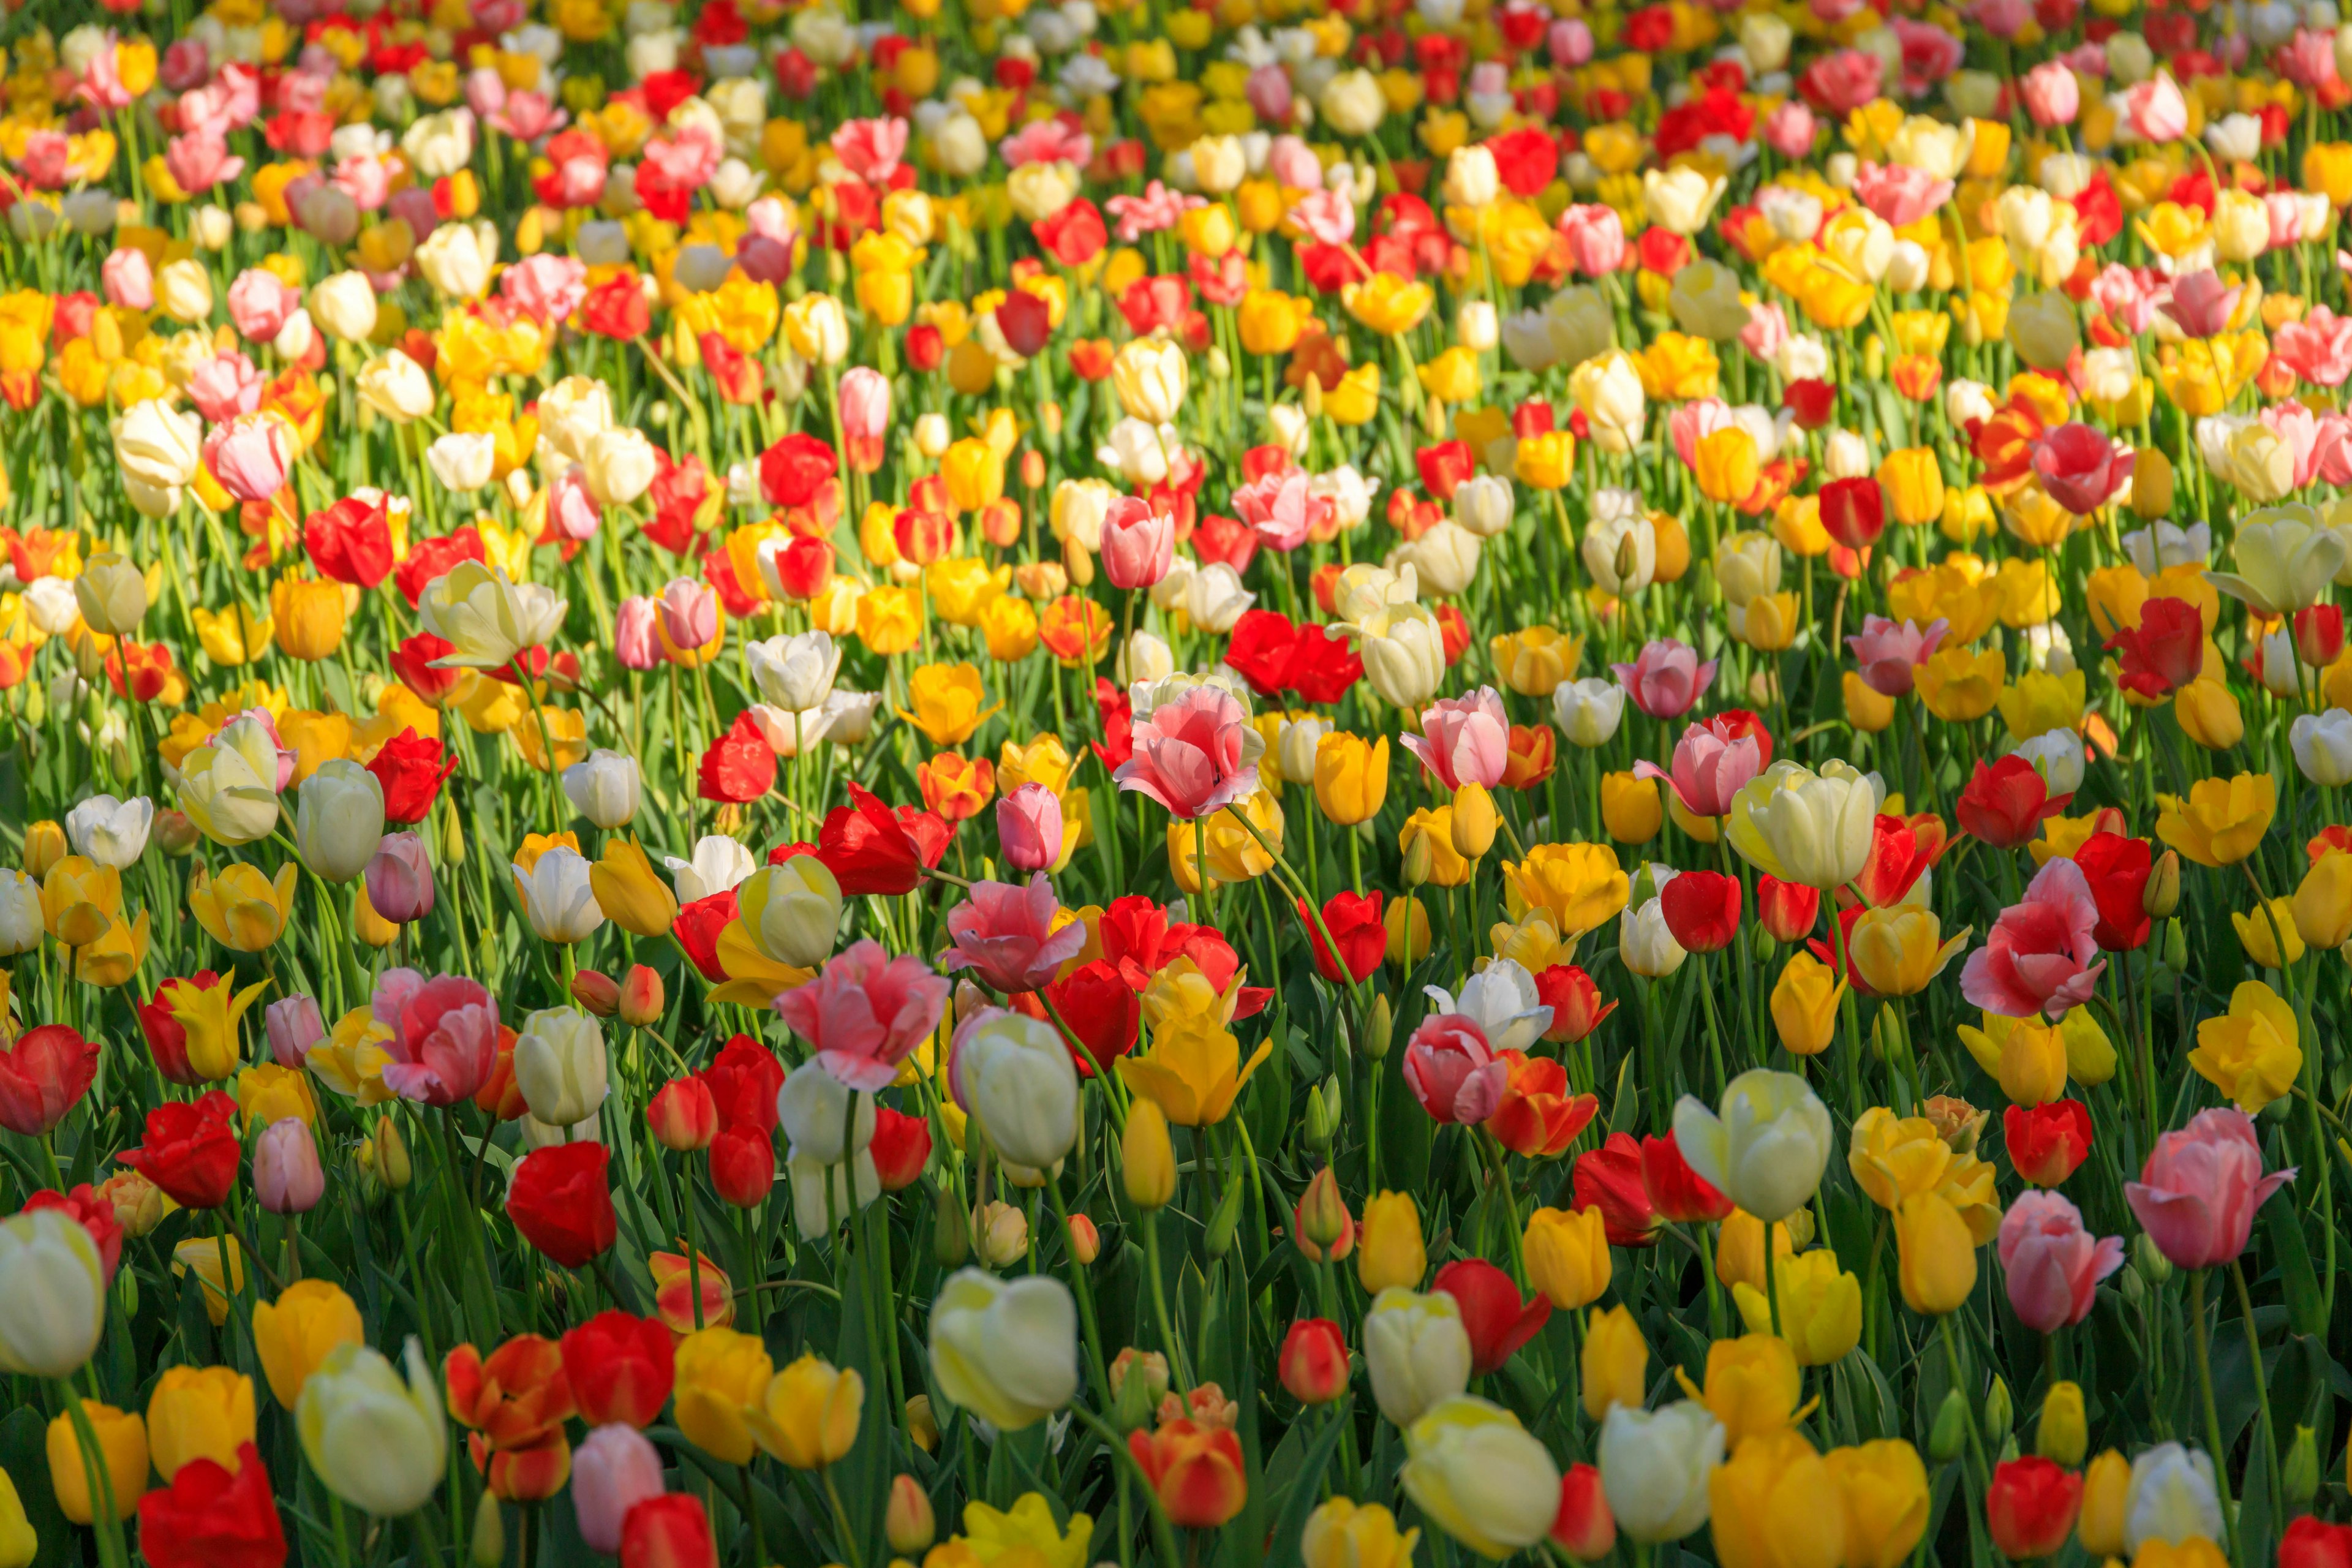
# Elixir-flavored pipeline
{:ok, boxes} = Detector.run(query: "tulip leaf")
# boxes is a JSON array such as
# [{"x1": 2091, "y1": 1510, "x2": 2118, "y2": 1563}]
[{"x1": 1256, "y1": 1395, "x2": 1352, "y2": 1568}]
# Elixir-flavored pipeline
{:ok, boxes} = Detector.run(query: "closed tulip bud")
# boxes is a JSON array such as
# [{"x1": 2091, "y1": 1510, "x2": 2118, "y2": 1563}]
[
  {"x1": 470, "y1": 1490, "x2": 505, "y2": 1568},
  {"x1": 1401, "y1": 832, "x2": 1434, "y2": 888},
  {"x1": 1896, "y1": 1191, "x2": 1977, "y2": 1314},
  {"x1": 2144, "y1": 850, "x2": 2181, "y2": 918},
  {"x1": 372, "y1": 1115, "x2": 412, "y2": 1190},
  {"x1": 571, "y1": 968, "x2": 622, "y2": 1016},
  {"x1": 1449, "y1": 783, "x2": 1498, "y2": 860},
  {"x1": 156, "y1": 810, "x2": 200, "y2": 858},
  {"x1": 1984, "y1": 1376, "x2": 2013, "y2": 1444},
  {"x1": 2294, "y1": 851, "x2": 2352, "y2": 949},
  {"x1": 1580, "y1": 1305, "x2": 1648, "y2": 1421},
  {"x1": 1364, "y1": 994, "x2": 1393, "y2": 1061},
  {"x1": 1928, "y1": 1390, "x2": 1970, "y2": 1462},
  {"x1": 932, "y1": 1186, "x2": 968, "y2": 1267},
  {"x1": 978, "y1": 1200, "x2": 1027, "y2": 1268},
  {"x1": 1205, "y1": 1165, "x2": 1245, "y2": 1257},
  {"x1": 0, "y1": 1208, "x2": 108, "y2": 1379},
  {"x1": 2132, "y1": 450, "x2": 2173, "y2": 518},
  {"x1": 295, "y1": 761, "x2": 386, "y2": 882},
  {"x1": 1297, "y1": 1167, "x2": 1354, "y2": 1261},
  {"x1": 2161, "y1": 918, "x2": 2187, "y2": 974},
  {"x1": 1123, "y1": 1099, "x2": 1176, "y2": 1210},
  {"x1": 2036, "y1": 1381, "x2": 2087, "y2": 1467},
  {"x1": 1305, "y1": 1084, "x2": 1335, "y2": 1153},
  {"x1": 1358, "y1": 1191, "x2": 1427, "y2": 1294},
  {"x1": 255, "y1": 1118, "x2": 325, "y2": 1214},
  {"x1": 904, "y1": 1395, "x2": 940, "y2": 1454},
  {"x1": 21, "y1": 821, "x2": 66, "y2": 880},
  {"x1": 2077, "y1": 1450, "x2": 2130, "y2": 1557},
  {"x1": 1066, "y1": 1212, "x2": 1099, "y2": 1265},
  {"x1": 2285, "y1": 1425, "x2": 2320, "y2": 1507},
  {"x1": 2133, "y1": 1229, "x2": 2174, "y2": 1284},
  {"x1": 47, "y1": 1400, "x2": 146, "y2": 1523},
  {"x1": 619, "y1": 965, "x2": 663, "y2": 1027},
  {"x1": 886, "y1": 1476, "x2": 935, "y2": 1556}
]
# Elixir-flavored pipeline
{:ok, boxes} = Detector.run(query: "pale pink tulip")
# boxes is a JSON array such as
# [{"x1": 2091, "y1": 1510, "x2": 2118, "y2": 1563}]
[
  {"x1": 944, "y1": 874, "x2": 1090, "y2": 995},
  {"x1": 1961, "y1": 857, "x2": 2107, "y2": 1020},
  {"x1": 1845, "y1": 615, "x2": 1948, "y2": 697},
  {"x1": 776, "y1": 939, "x2": 951, "y2": 1091},
  {"x1": 1611, "y1": 639, "x2": 1719, "y2": 718},
  {"x1": 1634, "y1": 715, "x2": 1763, "y2": 818},
  {"x1": 2125, "y1": 1108, "x2": 2294, "y2": 1270},
  {"x1": 1998, "y1": 1191, "x2": 2123, "y2": 1332},
  {"x1": 1403, "y1": 687, "x2": 1510, "y2": 791},
  {"x1": 1112, "y1": 685, "x2": 1262, "y2": 820}
]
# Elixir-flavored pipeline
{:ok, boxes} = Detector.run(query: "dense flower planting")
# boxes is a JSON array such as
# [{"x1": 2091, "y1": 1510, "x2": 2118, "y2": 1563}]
[{"x1": 8, "y1": 0, "x2": 2352, "y2": 1562}]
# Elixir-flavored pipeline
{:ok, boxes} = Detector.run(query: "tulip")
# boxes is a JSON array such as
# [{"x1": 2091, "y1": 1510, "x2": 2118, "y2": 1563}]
[
  {"x1": 1401, "y1": 1396, "x2": 1562, "y2": 1559},
  {"x1": 293, "y1": 761, "x2": 386, "y2": 883},
  {"x1": 1730, "y1": 1251, "x2": 1861, "y2": 1366},
  {"x1": 949, "y1": 1009, "x2": 1080, "y2": 1170},
  {"x1": 1303, "y1": 1498, "x2": 1419, "y2": 1568},
  {"x1": 1523, "y1": 1207, "x2": 1611, "y2": 1310},
  {"x1": 1129, "y1": 1418, "x2": 1248, "y2": 1528},
  {"x1": 365, "y1": 834, "x2": 437, "y2": 925},
  {"x1": 64, "y1": 795, "x2": 152, "y2": 870},
  {"x1": 568, "y1": 1426, "x2": 665, "y2": 1555},
  {"x1": 513, "y1": 1006, "x2": 609, "y2": 1128},
  {"x1": 186, "y1": 862, "x2": 298, "y2": 952},
  {"x1": 47, "y1": 1400, "x2": 146, "y2": 1523},
  {"x1": 1822, "y1": 1441, "x2": 1930, "y2": 1568},
  {"x1": 1895, "y1": 1191, "x2": 1978, "y2": 1314},
  {"x1": 1728, "y1": 761, "x2": 1878, "y2": 889},
  {"x1": 511, "y1": 846, "x2": 603, "y2": 944},
  {"x1": 1985, "y1": 1457, "x2": 2082, "y2": 1561},
  {"x1": 2125, "y1": 1107, "x2": 2294, "y2": 1270},
  {"x1": 296, "y1": 1339, "x2": 447, "y2": 1516},
  {"x1": 1599, "y1": 1401, "x2": 1724, "y2": 1543},
  {"x1": 1707, "y1": 1428, "x2": 1844, "y2": 1568},
  {"x1": 1363, "y1": 1289, "x2": 1473, "y2": 1427},
  {"x1": 251, "y1": 1281, "x2": 365, "y2": 1408},
  {"x1": 145, "y1": 1365, "x2": 257, "y2": 1482},
  {"x1": 745, "y1": 1354, "x2": 863, "y2": 1469},
  {"x1": 0, "y1": 1207, "x2": 108, "y2": 1378},
  {"x1": 1673, "y1": 1069, "x2": 1834, "y2": 1224},
  {"x1": 2125, "y1": 1444, "x2": 2225, "y2": 1554},
  {"x1": 1280, "y1": 1319, "x2": 1351, "y2": 1406},
  {"x1": 254, "y1": 1118, "x2": 325, "y2": 1214},
  {"x1": 1769, "y1": 952, "x2": 1843, "y2": 1055},
  {"x1": 2188, "y1": 979, "x2": 2301, "y2": 1113},
  {"x1": 1356, "y1": 1191, "x2": 1427, "y2": 1295},
  {"x1": 926, "y1": 1267, "x2": 1077, "y2": 1432}
]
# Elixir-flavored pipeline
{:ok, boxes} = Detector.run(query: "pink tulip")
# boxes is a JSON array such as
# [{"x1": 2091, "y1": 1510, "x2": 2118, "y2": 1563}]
[
  {"x1": 499, "y1": 254, "x2": 587, "y2": 324},
  {"x1": 227, "y1": 268, "x2": 298, "y2": 341},
  {"x1": 2020, "y1": 59, "x2": 2081, "y2": 126},
  {"x1": 372, "y1": 967, "x2": 426, "y2": 1033},
  {"x1": 548, "y1": 466, "x2": 603, "y2": 542},
  {"x1": 572, "y1": 1427, "x2": 666, "y2": 1555},
  {"x1": 1634, "y1": 714, "x2": 1763, "y2": 818},
  {"x1": 997, "y1": 784, "x2": 1065, "y2": 873},
  {"x1": 1245, "y1": 65, "x2": 1295, "y2": 125},
  {"x1": 999, "y1": 118, "x2": 1092, "y2": 170},
  {"x1": 1610, "y1": 639, "x2": 1718, "y2": 719},
  {"x1": 943, "y1": 874, "x2": 1090, "y2": 995},
  {"x1": 254, "y1": 1119, "x2": 325, "y2": 1214},
  {"x1": 491, "y1": 89, "x2": 567, "y2": 142},
  {"x1": 615, "y1": 597, "x2": 662, "y2": 670},
  {"x1": 2124, "y1": 74, "x2": 2189, "y2": 142},
  {"x1": 1798, "y1": 48, "x2": 1883, "y2": 113},
  {"x1": 839, "y1": 366, "x2": 891, "y2": 474},
  {"x1": 1850, "y1": 162, "x2": 1953, "y2": 228},
  {"x1": 203, "y1": 414, "x2": 296, "y2": 503},
  {"x1": 642, "y1": 125, "x2": 720, "y2": 190},
  {"x1": 1845, "y1": 615, "x2": 1948, "y2": 698},
  {"x1": 1547, "y1": 18, "x2": 1593, "y2": 65},
  {"x1": 385, "y1": 974, "x2": 500, "y2": 1106},
  {"x1": 776, "y1": 939, "x2": 951, "y2": 1092},
  {"x1": 165, "y1": 130, "x2": 245, "y2": 193},
  {"x1": 2273, "y1": 306, "x2": 2352, "y2": 386},
  {"x1": 1293, "y1": 189, "x2": 1357, "y2": 248},
  {"x1": 1557, "y1": 205, "x2": 1625, "y2": 277},
  {"x1": 265, "y1": 995, "x2": 326, "y2": 1070},
  {"x1": 1403, "y1": 687, "x2": 1510, "y2": 791},
  {"x1": 1961, "y1": 858, "x2": 2107, "y2": 1021},
  {"x1": 1402, "y1": 1014, "x2": 1506, "y2": 1125},
  {"x1": 100, "y1": 247, "x2": 153, "y2": 311},
  {"x1": 2125, "y1": 1108, "x2": 2295, "y2": 1270},
  {"x1": 1112, "y1": 684, "x2": 1262, "y2": 821},
  {"x1": 366, "y1": 832, "x2": 437, "y2": 924},
  {"x1": 1762, "y1": 102, "x2": 1817, "y2": 159},
  {"x1": 1101, "y1": 495, "x2": 1175, "y2": 590},
  {"x1": 2280, "y1": 27, "x2": 2340, "y2": 89},
  {"x1": 160, "y1": 39, "x2": 209, "y2": 91},
  {"x1": 1234, "y1": 469, "x2": 1332, "y2": 554},
  {"x1": 2158, "y1": 270, "x2": 2241, "y2": 339},
  {"x1": 1997, "y1": 1191, "x2": 2124, "y2": 1332},
  {"x1": 186, "y1": 352, "x2": 263, "y2": 424},
  {"x1": 2090, "y1": 263, "x2": 2161, "y2": 335},
  {"x1": 831, "y1": 116, "x2": 910, "y2": 182},
  {"x1": 2031, "y1": 423, "x2": 2132, "y2": 514},
  {"x1": 2264, "y1": 192, "x2": 2305, "y2": 251},
  {"x1": 1740, "y1": 301, "x2": 1790, "y2": 365},
  {"x1": 2263, "y1": 400, "x2": 2340, "y2": 490},
  {"x1": 657, "y1": 578, "x2": 717, "y2": 652}
]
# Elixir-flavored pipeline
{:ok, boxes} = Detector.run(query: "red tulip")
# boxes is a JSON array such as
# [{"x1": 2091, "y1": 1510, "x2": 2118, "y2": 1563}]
[
  {"x1": 561, "y1": 1311, "x2": 675, "y2": 1428},
  {"x1": 621, "y1": 1494, "x2": 720, "y2": 1568},
  {"x1": 1784, "y1": 379, "x2": 1836, "y2": 429},
  {"x1": 1550, "y1": 1463, "x2": 1616, "y2": 1562},
  {"x1": 1302, "y1": 891, "x2": 1385, "y2": 984},
  {"x1": 136, "y1": 976, "x2": 222, "y2": 1087},
  {"x1": 2071, "y1": 831, "x2": 2152, "y2": 951},
  {"x1": 479, "y1": 1430, "x2": 573, "y2": 1501},
  {"x1": 815, "y1": 783, "x2": 950, "y2": 896},
  {"x1": 2296, "y1": 604, "x2": 2345, "y2": 669},
  {"x1": 701, "y1": 1035, "x2": 783, "y2": 1133},
  {"x1": 646, "y1": 1077, "x2": 720, "y2": 1152},
  {"x1": 2004, "y1": 1101, "x2": 2094, "y2": 1187},
  {"x1": 1985, "y1": 1457, "x2": 2082, "y2": 1560},
  {"x1": 447, "y1": 1334, "x2": 576, "y2": 1450},
  {"x1": 366, "y1": 728, "x2": 460, "y2": 823},
  {"x1": 1659, "y1": 870, "x2": 1741, "y2": 954},
  {"x1": 1534, "y1": 965, "x2": 1616, "y2": 1043},
  {"x1": 1278, "y1": 1319, "x2": 1350, "y2": 1406},
  {"x1": 137, "y1": 1444, "x2": 287, "y2": 1568},
  {"x1": 1955, "y1": 756, "x2": 2059, "y2": 850},
  {"x1": 869, "y1": 1106, "x2": 933, "y2": 1191},
  {"x1": 2105, "y1": 597, "x2": 2204, "y2": 699},
  {"x1": 1128, "y1": 1420, "x2": 1248, "y2": 1528},
  {"x1": 1754, "y1": 875, "x2": 1820, "y2": 941},
  {"x1": 118, "y1": 1091, "x2": 241, "y2": 1210},
  {"x1": 1431, "y1": 1258, "x2": 1551, "y2": 1375},
  {"x1": 708, "y1": 1126, "x2": 776, "y2": 1209},
  {"x1": 303, "y1": 494, "x2": 395, "y2": 588},
  {"x1": 696, "y1": 712, "x2": 777, "y2": 804},
  {"x1": 759, "y1": 432, "x2": 838, "y2": 508},
  {"x1": 1850, "y1": 815, "x2": 1935, "y2": 908},
  {"x1": 1572, "y1": 1133, "x2": 1660, "y2": 1246},
  {"x1": 0, "y1": 1023, "x2": 99, "y2": 1136},
  {"x1": 1035, "y1": 960, "x2": 1142, "y2": 1074},
  {"x1": 1488, "y1": 1052, "x2": 1599, "y2": 1158},
  {"x1": 506, "y1": 1142, "x2": 619, "y2": 1268},
  {"x1": 1817, "y1": 476, "x2": 1886, "y2": 549},
  {"x1": 2281, "y1": 1517, "x2": 2352, "y2": 1568},
  {"x1": 23, "y1": 1185, "x2": 124, "y2": 1284},
  {"x1": 1415, "y1": 439, "x2": 1476, "y2": 501},
  {"x1": 1640, "y1": 1131, "x2": 1735, "y2": 1224}
]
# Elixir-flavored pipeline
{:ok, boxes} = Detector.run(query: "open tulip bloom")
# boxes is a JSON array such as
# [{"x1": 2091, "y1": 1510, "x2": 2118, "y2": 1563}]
[{"x1": 4, "y1": 6, "x2": 2352, "y2": 1566}]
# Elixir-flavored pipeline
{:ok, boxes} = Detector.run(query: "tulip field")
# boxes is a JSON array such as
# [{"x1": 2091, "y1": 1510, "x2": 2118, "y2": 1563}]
[{"x1": 17, "y1": 0, "x2": 2352, "y2": 1565}]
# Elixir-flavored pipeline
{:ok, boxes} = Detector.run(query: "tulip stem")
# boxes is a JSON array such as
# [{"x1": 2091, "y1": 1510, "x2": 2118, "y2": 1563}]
[
  {"x1": 2189, "y1": 1269, "x2": 2242, "y2": 1562},
  {"x1": 1139, "y1": 1210, "x2": 1195, "y2": 1392},
  {"x1": 2230, "y1": 1257, "x2": 2285, "y2": 1525}
]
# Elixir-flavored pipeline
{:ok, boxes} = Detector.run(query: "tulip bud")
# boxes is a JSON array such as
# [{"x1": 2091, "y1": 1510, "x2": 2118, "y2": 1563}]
[
  {"x1": 2079, "y1": 1450, "x2": 2131, "y2": 1557},
  {"x1": 372, "y1": 1114, "x2": 412, "y2": 1190},
  {"x1": 2133, "y1": 1229, "x2": 2174, "y2": 1284},
  {"x1": 1449, "y1": 783, "x2": 1498, "y2": 859},
  {"x1": 618, "y1": 964, "x2": 665, "y2": 1027},
  {"x1": 265, "y1": 995, "x2": 326, "y2": 1069},
  {"x1": 978, "y1": 1200, "x2": 1027, "y2": 1268},
  {"x1": 886, "y1": 1477, "x2": 935, "y2": 1556},
  {"x1": 570, "y1": 967, "x2": 622, "y2": 1016},
  {"x1": 2286, "y1": 1425, "x2": 2321, "y2": 1508},
  {"x1": 2131, "y1": 448, "x2": 2173, "y2": 518},
  {"x1": 953, "y1": 979, "x2": 987, "y2": 1023},
  {"x1": 1928, "y1": 1389, "x2": 1970, "y2": 1462},
  {"x1": 904, "y1": 1395, "x2": 940, "y2": 1453},
  {"x1": 1983, "y1": 1376, "x2": 2013, "y2": 1444},
  {"x1": 1205, "y1": 1167, "x2": 1245, "y2": 1257},
  {"x1": 1020, "y1": 449, "x2": 1046, "y2": 489},
  {"x1": 471, "y1": 1490, "x2": 505, "y2": 1568},
  {"x1": 1615, "y1": 530, "x2": 1640, "y2": 588},
  {"x1": 2144, "y1": 849, "x2": 2180, "y2": 918},
  {"x1": 21, "y1": 821, "x2": 64, "y2": 879},
  {"x1": 1305, "y1": 1084, "x2": 1336, "y2": 1154},
  {"x1": 1352, "y1": 999, "x2": 1392, "y2": 1071},
  {"x1": 932, "y1": 1185, "x2": 968, "y2": 1266},
  {"x1": 2035, "y1": 1381, "x2": 2087, "y2": 1468},
  {"x1": 1063, "y1": 535, "x2": 1095, "y2": 587},
  {"x1": 1123, "y1": 1099, "x2": 1176, "y2": 1210},
  {"x1": 155, "y1": 810, "x2": 200, "y2": 856},
  {"x1": 441, "y1": 804, "x2": 467, "y2": 864},
  {"x1": 1115, "y1": 1357, "x2": 1160, "y2": 1431},
  {"x1": 1297, "y1": 1167, "x2": 1351, "y2": 1259},
  {"x1": 2160, "y1": 918, "x2": 2187, "y2": 974},
  {"x1": 1066, "y1": 1212, "x2": 1100, "y2": 1264},
  {"x1": 2119, "y1": 1263, "x2": 2146, "y2": 1307},
  {"x1": 1401, "y1": 832, "x2": 1434, "y2": 888}
]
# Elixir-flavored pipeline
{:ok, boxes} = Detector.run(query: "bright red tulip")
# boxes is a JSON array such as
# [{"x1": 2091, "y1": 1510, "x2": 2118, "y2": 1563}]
[
  {"x1": 1278, "y1": 1319, "x2": 1350, "y2": 1406},
  {"x1": 621, "y1": 1493, "x2": 719, "y2": 1568},
  {"x1": 445, "y1": 1334, "x2": 577, "y2": 1449},
  {"x1": 1640, "y1": 1131, "x2": 1735, "y2": 1224},
  {"x1": 561, "y1": 1311, "x2": 675, "y2": 1428},
  {"x1": 1659, "y1": 870, "x2": 1741, "y2": 953},
  {"x1": 2004, "y1": 1101, "x2": 2093, "y2": 1187},
  {"x1": 137, "y1": 1444, "x2": 288, "y2": 1568},
  {"x1": 1431, "y1": 1257, "x2": 1552, "y2": 1375},
  {"x1": 1985, "y1": 1457, "x2": 2082, "y2": 1560},
  {"x1": 117, "y1": 1091, "x2": 241, "y2": 1210},
  {"x1": 0, "y1": 1023, "x2": 99, "y2": 1136},
  {"x1": 2071, "y1": 832, "x2": 2152, "y2": 951},
  {"x1": 1573, "y1": 1132, "x2": 1661, "y2": 1246},
  {"x1": 708, "y1": 1126, "x2": 776, "y2": 1209},
  {"x1": 870, "y1": 1106, "x2": 933, "y2": 1191},
  {"x1": 1550, "y1": 1463, "x2": 1616, "y2": 1562},
  {"x1": 506, "y1": 1142, "x2": 619, "y2": 1268},
  {"x1": 1128, "y1": 1420, "x2": 1247, "y2": 1528},
  {"x1": 1755, "y1": 875, "x2": 1820, "y2": 941},
  {"x1": 1534, "y1": 965, "x2": 1616, "y2": 1043},
  {"x1": 1955, "y1": 756, "x2": 2059, "y2": 850},
  {"x1": 1302, "y1": 891, "x2": 1385, "y2": 984}
]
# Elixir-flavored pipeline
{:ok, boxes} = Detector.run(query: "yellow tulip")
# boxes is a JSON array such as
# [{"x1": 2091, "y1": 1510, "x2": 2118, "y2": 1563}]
[
  {"x1": 1357, "y1": 1191, "x2": 1427, "y2": 1295},
  {"x1": 1769, "y1": 952, "x2": 1843, "y2": 1056},
  {"x1": 745, "y1": 1355, "x2": 863, "y2": 1469},
  {"x1": 1894, "y1": 1191, "x2": 1977, "y2": 1315},
  {"x1": 895, "y1": 662, "x2": 1000, "y2": 747},
  {"x1": 1522, "y1": 1206, "x2": 1611, "y2": 1310},
  {"x1": 2189, "y1": 979, "x2": 2301, "y2": 1114},
  {"x1": 1678, "y1": 1333, "x2": 1801, "y2": 1452},
  {"x1": 1313, "y1": 734, "x2": 1389, "y2": 826},
  {"x1": 590, "y1": 835, "x2": 678, "y2": 939},
  {"x1": 1708, "y1": 1429, "x2": 1844, "y2": 1568},
  {"x1": 1822, "y1": 1440, "x2": 1931, "y2": 1568},
  {"x1": 2156, "y1": 773, "x2": 2275, "y2": 867},
  {"x1": 1845, "y1": 907, "x2": 1967, "y2": 997},
  {"x1": 1580, "y1": 1304, "x2": 1648, "y2": 1421},
  {"x1": 146, "y1": 1365, "x2": 257, "y2": 1481},
  {"x1": 187, "y1": 862, "x2": 300, "y2": 952},
  {"x1": 674, "y1": 1327, "x2": 775, "y2": 1466},
  {"x1": 1732, "y1": 1251, "x2": 1861, "y2": 1367},
  {"x1": 46, "y1": 1401, "x2": 146, "y2": 1524},
  {"x1": 1502, "y1": 842, "x2": 1630, "y2": 937}
]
